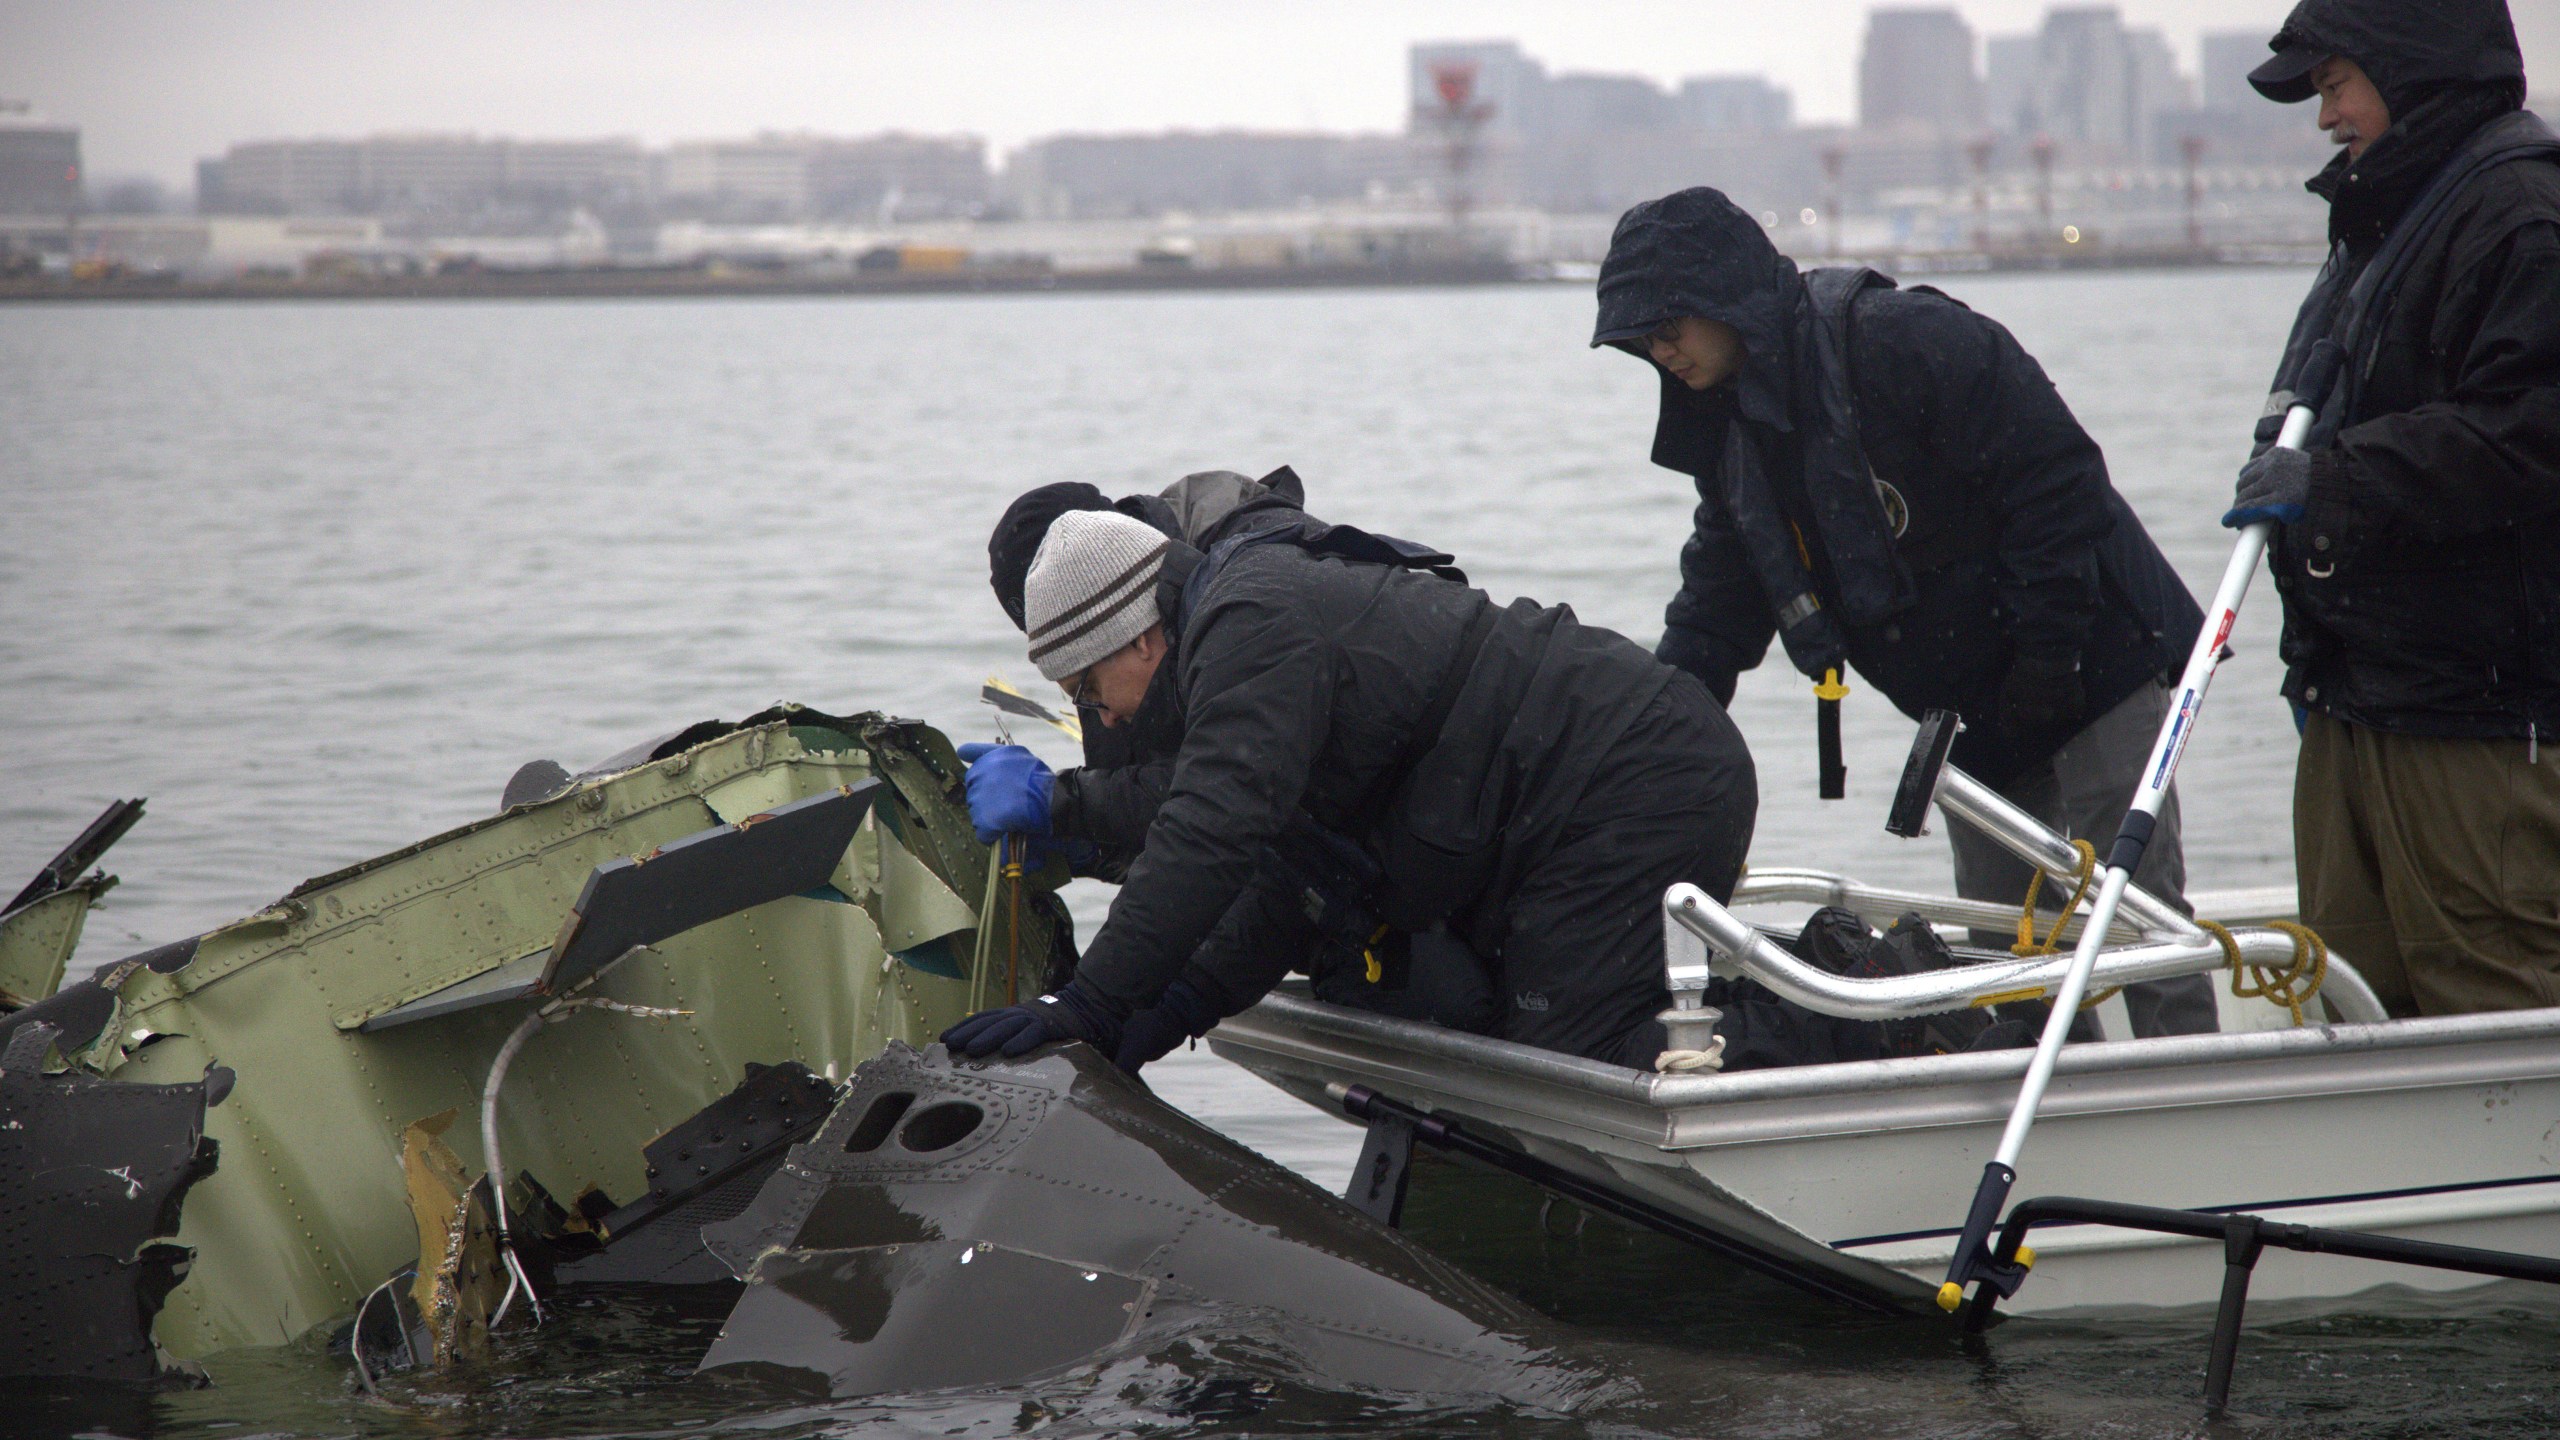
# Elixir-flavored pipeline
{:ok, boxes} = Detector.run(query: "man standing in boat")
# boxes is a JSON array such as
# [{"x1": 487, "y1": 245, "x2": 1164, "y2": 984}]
[
  {"x1": 1592, "y1": 185, "x2": 2217, "y2": 1038},
  {"x1": 2229, "y1": 0, "x2": 2560, "y2": 1015},
  {"x1": 940, "y1": 502, "x2": 1759, "y2": 1073}
]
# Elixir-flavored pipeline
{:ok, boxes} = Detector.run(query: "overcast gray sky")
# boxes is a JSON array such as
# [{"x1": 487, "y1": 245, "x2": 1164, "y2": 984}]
[{"x1": 11, "y1": 1, "x2": 2555, "y2": 186}]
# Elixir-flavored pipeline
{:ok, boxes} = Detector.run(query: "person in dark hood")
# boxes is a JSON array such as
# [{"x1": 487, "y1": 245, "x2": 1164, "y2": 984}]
[
  {"x1": 2229, "y1": 0, "x2": 2560, "y2": 1016},
  {"x1": 940, "y1": 495, "x2": 1760, "y2": 1076},
  {"x1": 1593, "y1": 186, "x2": 2218, "y2": 1039}
]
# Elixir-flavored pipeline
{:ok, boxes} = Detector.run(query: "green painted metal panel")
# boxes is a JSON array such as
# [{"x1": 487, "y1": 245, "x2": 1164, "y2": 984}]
[{"x1": 73, "y1": 711, "x2": 1050, "y2": 1361}]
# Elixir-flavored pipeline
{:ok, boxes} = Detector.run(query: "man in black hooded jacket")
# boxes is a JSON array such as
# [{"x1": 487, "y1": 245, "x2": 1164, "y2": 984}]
[
  {"x1": 1592, "y1": 186, "x2": 2217, "y2": 1038},
  {"x1": 2229, "y1": 0, "x2": 2560, "y2": 1016}
]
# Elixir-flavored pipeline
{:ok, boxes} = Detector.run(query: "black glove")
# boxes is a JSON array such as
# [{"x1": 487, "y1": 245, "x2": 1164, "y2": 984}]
[
  {"x1": 1996, "y1": 654, "x2": 2085, "y2": 740},
  {"x1": 1109, "y1": 977, "x2": 1223, "y2": 1075},
  {"x1": 2222, "y1": 446, "x2": 2312, "y2": 529},
  {"x1": 941, "y1": 981, "x2": 1127, "y2": 1060}
]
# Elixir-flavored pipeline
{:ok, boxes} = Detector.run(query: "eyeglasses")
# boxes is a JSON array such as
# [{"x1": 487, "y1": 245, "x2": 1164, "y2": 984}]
[
  {"x1": 1064, "y1": 668, "x2": 1101, "y2": 711},
  {"x1": 1646, "y1": 318, "x2": 1684, "y2": 348}
]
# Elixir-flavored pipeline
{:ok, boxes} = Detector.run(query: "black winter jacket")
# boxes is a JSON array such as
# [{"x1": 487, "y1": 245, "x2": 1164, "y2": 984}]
[
  {"x1": 1594, "y1": 188, "x2": 2202, "y2": 783},
  {"x1": 2249, "y1": 1, "x2": 2560, "y2": 737},
  {"x1": 1071, "y1": 543, "x2": 1675, "y2": 1015}
]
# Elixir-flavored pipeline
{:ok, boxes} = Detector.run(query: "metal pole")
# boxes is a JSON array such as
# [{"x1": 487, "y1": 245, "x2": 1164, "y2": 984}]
[{"x1": 1936, "y1": 337, "x2": 2346, "y2": 1312}]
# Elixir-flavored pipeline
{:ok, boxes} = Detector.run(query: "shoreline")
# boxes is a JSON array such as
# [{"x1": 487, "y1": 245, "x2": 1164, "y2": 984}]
[{"x1": 0, "y1": 245, "x2": 2321, "y2": 304}]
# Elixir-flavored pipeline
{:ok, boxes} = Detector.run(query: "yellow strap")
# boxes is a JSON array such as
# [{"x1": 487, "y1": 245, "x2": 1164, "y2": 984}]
[
  {"x1": 2011, "y1": 838, "x2": 2098, "y2": 958},
  {"x1": 2001, "y1": 838, "x2": 2123, "y2": 1011},
  {"x1": 2202, "y1": 918, "x2": 2330, "y2": 1026}
]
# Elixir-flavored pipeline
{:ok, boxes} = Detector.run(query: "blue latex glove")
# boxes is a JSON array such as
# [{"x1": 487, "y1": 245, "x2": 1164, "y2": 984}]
[
  {"x1": 1111, "y1": 977, "x2": 1223, "y2": 1075},
  {"x1": 2222, "y1": 447, "x2": 2311, "y2": 529},
  {"x1": 942, "y1": 981, "x2": 1126, "y2": 1060},
  {"x1": 955, "y1": 742, "x2": 1052, "y2": 846}
]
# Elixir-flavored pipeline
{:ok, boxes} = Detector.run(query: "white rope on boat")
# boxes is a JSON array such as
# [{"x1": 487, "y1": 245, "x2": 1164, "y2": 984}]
[{"x1": 1654, "y1": 1035, "x2": 1726, "y2": 1072}]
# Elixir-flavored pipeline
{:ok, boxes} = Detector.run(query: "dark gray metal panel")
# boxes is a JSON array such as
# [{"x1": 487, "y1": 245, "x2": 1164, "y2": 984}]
[
  {"x1": 357, "y1": 951, "x2": 547, "y2": 1033},
  {"x1": 543, "y1": 781, "x2": 880, "y2": 993},
  {"x1": 0, "y1": 1025, "x2": 227, "y2": 1384},
  {"x1": 699, "y1": 1042, "x2": 1589, "y2": 1404},
  {"x1": 4, "y1": 798, "x2": 145, "y2": 918},
  {"x1": 703, "y1": 1242, "x2": 1145, "y2": 1396},
  {"x1": 555, "y1": 1061, "x2": 840, "y2": 1287}
]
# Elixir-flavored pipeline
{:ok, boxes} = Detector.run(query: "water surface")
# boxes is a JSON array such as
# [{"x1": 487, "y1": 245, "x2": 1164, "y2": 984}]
[{"x1": 6, "y1": 273, "x2": 2552, "y2": 1436}]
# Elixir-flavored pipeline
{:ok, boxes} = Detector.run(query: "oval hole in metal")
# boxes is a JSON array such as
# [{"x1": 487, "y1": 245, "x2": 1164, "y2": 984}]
[
  {"x1": 844, "y1": 1091, "x2": 916, "y2": 1153},
  {"x1": 897, "y1": 1100, "x2": 985, "y2": 1153}
]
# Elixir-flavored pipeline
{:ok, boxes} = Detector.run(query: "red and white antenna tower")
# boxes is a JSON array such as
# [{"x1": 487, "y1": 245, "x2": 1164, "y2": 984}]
[{"x1": 1426, "y1": 61, "x2": 1494, "y2": 238}]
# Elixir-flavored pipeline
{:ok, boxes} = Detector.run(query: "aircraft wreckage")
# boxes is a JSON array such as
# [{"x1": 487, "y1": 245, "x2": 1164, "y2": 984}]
[{"x1": 0, "y1": 703, "x2": 1590, "y2": 1406}]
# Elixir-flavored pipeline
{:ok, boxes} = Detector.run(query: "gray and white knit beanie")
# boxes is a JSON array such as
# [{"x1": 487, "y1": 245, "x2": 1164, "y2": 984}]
[{"x1": 1024, "y1": 510, "x2": 1170, "y2": 681}]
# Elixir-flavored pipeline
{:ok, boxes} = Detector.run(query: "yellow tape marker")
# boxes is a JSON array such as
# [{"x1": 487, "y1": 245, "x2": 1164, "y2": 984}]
[{"x1": 1972, "y1": 986, "x2": 2050, "y2": 1009}]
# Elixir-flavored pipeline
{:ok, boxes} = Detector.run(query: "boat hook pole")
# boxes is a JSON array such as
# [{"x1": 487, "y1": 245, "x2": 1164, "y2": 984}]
[{"x1": 1936, "y1": 338, "x2": 2345, "y2": 1314}]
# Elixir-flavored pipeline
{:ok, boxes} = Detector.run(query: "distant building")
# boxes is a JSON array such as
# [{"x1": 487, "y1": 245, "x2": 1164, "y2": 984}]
[
  {"x1": 805, "y1": 135, "x2": 987, "y2": 220},
  {"x1": 1006, "y1": 132, "x2": 1381, "y2": 219},
  {"x1": 1859, "y1": 7, "x2": 1984, "y2": 131},
  {"x1": 358, "y1": 135, "x2": 507, "y2": 211},
  {"x1": 2034, "y1": 9, "x2": 2141, "y2": 155},
  {"x1": 2129, "y1": 30, "x2": 2190, "y2": 120},
  {"x1": 200, "y1": 140, "x2": 360, "y2": 214},
  {"x1": 201, "y1": 134, "x2": 650, "y2": 216},
  {"x1": 1677, "y1": 76, "x2": 1793, "y2": 134},
  {"x1": 202, "y1": 131, "x2": 975, "y2": 223},
  {"x1": 1985, "y1": 34, "x2": 2040, "y2": 136},
  {"x1": 661, "y1": 137, "x2": 817, "y2": 217},
  {"x1": 504, "y1": 139, "x2": 650, "y2": 205},
  {"x1": 2200, "y1": 30, "x2": 2274, "y2": 113},
  {"x1": 1542, "y1": 73, "x2": 1677, "y2": 134},
  {"x1": 1408, "y1": 40, "x2": 1550, "y2": 138},
  {"x1": 1, "y1": 106, "x2": 84, "y2": 215},
  {"x1": 1984, "y1": 7, "x2": 2191, "y2": 160}
]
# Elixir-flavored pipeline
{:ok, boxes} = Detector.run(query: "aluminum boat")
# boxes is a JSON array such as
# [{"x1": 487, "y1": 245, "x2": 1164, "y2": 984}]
[{"x1": 1209, "y1": 764, "x2": 2560, "y2": 1316}]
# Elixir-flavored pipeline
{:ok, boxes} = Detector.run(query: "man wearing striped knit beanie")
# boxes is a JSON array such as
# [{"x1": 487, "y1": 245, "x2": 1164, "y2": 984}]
[{"x1": 944, "y1": 495, "x2": 1762, "y2": 1077}]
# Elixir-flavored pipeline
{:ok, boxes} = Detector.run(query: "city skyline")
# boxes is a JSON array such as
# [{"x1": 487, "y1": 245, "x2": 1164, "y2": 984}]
[{"x1": 27, "y1": 0, "x2": 2548, "y2": 189}]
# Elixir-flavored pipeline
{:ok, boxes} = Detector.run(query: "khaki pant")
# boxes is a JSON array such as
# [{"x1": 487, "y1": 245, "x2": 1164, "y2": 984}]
[{"x1": 2297, "y1": 714, "x2": 2560, "y2": 1017}]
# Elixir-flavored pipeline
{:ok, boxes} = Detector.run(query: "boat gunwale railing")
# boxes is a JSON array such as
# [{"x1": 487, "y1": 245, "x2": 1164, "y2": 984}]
[
  {"x1": 1214, "y1": 988, "x2": 2560, "y2": 1113},
  {"x1": 1664, "y1": 882, "x2": 2390, "y2": 1026}
]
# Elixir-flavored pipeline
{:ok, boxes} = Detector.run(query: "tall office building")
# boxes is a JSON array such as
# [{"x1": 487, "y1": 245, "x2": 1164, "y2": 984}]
[
  {"x1": 2129, "y1": 30, "x2": 2191, "y2": 121},
  {"x1": 2036, "y1": 8, "x2": 2140, "y2": 154},
  {"x1": 2201, "y1": 31, "x2": 2274, "y2": 113},
  {"x1": 1985, "y1": 34, "x2": 2042, "y2": 135},
  {"x1": 0, "y1": 107, "x2": 83, "y2": 215},
  {"x1": 1678, "y1": 76, "x2": 1794, "y2": 134},
  {"x1": 1860, "y1": 8, "x2": 1985, "y2": 131}
]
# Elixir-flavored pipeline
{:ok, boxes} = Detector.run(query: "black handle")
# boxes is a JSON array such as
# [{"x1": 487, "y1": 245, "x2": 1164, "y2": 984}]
[{"x1": 1817, "y1": 693, "x2": 1846, "y2": 800}]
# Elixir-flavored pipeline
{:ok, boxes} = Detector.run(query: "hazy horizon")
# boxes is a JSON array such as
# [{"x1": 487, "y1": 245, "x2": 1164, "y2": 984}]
[{"x1": 11, "y1": 0, "x2": 2556, "y2": 189}]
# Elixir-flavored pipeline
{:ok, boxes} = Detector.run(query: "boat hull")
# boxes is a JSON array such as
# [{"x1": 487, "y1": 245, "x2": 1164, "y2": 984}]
[{"x1": 1209, "y1": 992, "x2": 2560, "y2": 1315}]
